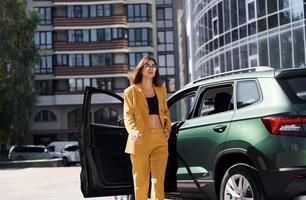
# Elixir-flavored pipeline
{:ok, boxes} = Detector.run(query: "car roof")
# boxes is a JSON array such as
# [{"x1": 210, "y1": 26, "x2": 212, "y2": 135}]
[
  {"x1": 14, "y1": 145, "x2": 46, "y2": 148},
  {"x1": 179, "y1": 67, "x2": 306, "y2": 93}
]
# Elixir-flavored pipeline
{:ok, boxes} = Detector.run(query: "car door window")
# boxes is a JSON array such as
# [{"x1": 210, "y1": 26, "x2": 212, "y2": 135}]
[
  {"x1": 196, "y1": 85, "x2": 233, "y2": 117},
  {"x1": 91, "y1": 92, "x2": 123, "y2": 126},
  {"x1": 169, "y1": 92, "x2": 196, "y2": 122},
  {"x1": 237, "y1": 80, "x2": 261, "y2": 109}
]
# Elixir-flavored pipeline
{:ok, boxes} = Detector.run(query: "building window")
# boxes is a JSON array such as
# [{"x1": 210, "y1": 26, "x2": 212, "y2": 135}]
[
  {"x1": 35, "y1": 56, "x2": 53, "y2": 74},
  {"x1": 55, "y1": 79, "x2": 69, "y2": 92},
  {"x1": 68, "y1": 54, "x2": 90, "y2": 67},
  {"x1": 37, "y1": 7, "x2": 52, "y2": 25},
  {"x1": 128, "y1": 52, "x2": 151, "y2": 70},
  {"x1": 267, "y1": 0, "x2": 277, "y2": 14},
  {"x1": 97, "y1": 4, "x2": 111, "y2": 16},
  {"x1": 67, "y1": 5, "x2": 112, "y2": 18},
  {"x1": 94, "y1": 28, "x2": 127, "y2": 42},
  {"x1": 156, "y1": 7, "x2": 173, "y2": 28},
  {"x1": 56, "y1": 54, "x2": 68, "y2": 66},
  {"x1": 127, "y1": 4, "x2": 151, "y2": 22},
  {"x1": 91, "y1": 78, "x2": 112, "y2": 90},
  {"x1": 246, "y1": 0, "x2": 256, "y2": 22},
  {"x1": 92, "y1": 77, "x2": 128, "y2": 91},
  {"x1": 34, "y1": 110, "x2": 56, "y2": 122},
  {"x1": 158, "y1": 54, "x2": 175, "y2": 75},
  {"x1": 156, "y1": 0, "x2": 173, "y2": 5},
  {"x1": 94, "y1": 108, "x2": 118, "y2": 125},
  {"x1": 34, "y1": 31, "x2": 52, "y2": 49},
  {"x1": 91, "y1": 53, "x2": 113, "y2": 66},
  {"x1": 238, "y1": 0, "x2": 246, "y2": 25},
  {"x1": 35, "y1": 80, "x2": 53, "y2": 95},
  {"x1": 128, "y1": 28, "x2": 152, "y2": 46},
  {"x1": 248, "y1": 42, "x2": 258, "y2": 67},
  {"x1": 68, "y1": 30, "x2": 89, "y2": 42},
  {"x1": 97, "y1": 28, "x2": 111, "y2": 41},
  {"x1": 67, "y1": 5, "x2": 83, "y2": 18},
  {"x1": 68, "y1": 108, "x2": 82, "y2": 129},
  {"x1": 69, "y1": 78, "x2": 90, "y2": 92},
  {"x1": 157, "y1": 31, "x2": 174, "y2": 51},
  {"x1": 224, "y1": 0, "x2": 231, "y2": 31},
  {"x1": 213, "y1": 17, "x2": 218, "y2": 37},
  {"x1": 113, "y1": 77, "x2": 128, "y2": 89}
]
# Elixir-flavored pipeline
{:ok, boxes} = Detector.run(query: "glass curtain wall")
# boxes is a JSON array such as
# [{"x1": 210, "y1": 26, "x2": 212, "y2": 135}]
[{"x1": 191, "y1": 0, "x2": 305, "y2": 79}]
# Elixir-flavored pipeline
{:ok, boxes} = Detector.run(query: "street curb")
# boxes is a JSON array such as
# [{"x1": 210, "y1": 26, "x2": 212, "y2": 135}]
[{"x1": 0, "y1": 158, "x2": 64, "y2": 169}]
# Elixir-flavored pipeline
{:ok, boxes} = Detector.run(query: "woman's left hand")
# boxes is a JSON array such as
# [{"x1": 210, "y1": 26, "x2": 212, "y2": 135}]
[{"x1": 163, "y1": 128, "x2": 170, "y2": 140}]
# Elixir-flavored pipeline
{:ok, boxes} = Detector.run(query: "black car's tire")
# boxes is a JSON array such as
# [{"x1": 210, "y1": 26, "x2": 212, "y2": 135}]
[
  {"x1": 220, "y1": 164, "x2": 267, "y2": 200},
  {"x1": 62, "y1": 157, "x2": 69, "y2": 166}
]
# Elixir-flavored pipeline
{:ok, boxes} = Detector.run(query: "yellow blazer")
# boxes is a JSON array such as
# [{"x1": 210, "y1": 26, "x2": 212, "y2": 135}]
[{"x1": 123, "y1": 84, "x2": 171, "y2": 154}]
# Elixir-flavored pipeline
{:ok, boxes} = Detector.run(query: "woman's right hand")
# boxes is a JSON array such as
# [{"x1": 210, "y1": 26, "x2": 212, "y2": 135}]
[{"x1": 132, "y1": 132, "x2": 142, "y2": 143}]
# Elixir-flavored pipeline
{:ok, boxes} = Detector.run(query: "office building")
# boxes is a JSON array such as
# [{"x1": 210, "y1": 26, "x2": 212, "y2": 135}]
[
  {"x1": 187, "y1": 0, "x2": 306, "y2": 79},
  {"x1": 25, "y1": 0, "x2": 186, "y2": 145}
]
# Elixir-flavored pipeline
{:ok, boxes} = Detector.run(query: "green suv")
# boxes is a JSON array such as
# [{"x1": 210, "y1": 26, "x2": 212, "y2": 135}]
[{"x1": 78, "y1": 67, "x2": 306, "y2": 200}]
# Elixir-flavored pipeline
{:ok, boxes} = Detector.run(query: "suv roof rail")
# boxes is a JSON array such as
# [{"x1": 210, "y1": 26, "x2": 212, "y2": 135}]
[{"x1": 193, "y1": 66, "x2": 274, "y2": 84}]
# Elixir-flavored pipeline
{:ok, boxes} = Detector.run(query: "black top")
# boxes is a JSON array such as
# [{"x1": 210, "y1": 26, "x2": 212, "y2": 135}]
[{"x1": 146, "y1": 95, "x2": 159, "y2": 115}]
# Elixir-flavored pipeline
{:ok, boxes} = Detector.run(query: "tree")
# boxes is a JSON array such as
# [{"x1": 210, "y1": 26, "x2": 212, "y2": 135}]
[{"x1": 0, "y1": 0, "x2": 39, "y2": 145}]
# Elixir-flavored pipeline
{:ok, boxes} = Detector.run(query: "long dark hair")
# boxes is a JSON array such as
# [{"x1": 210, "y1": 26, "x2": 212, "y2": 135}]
[{"x1": 128, "y1": 55, "x2": 163, "y2": 87}]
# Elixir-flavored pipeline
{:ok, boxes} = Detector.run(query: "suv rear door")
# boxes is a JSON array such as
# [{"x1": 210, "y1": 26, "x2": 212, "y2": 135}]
[
  {"x1": 276, "y1": 69, "x2": 306, "y2": 115},
  {"x1": 79, "y1": 87, "x2": 177, "y2": 197},
  {"x1": 172, "y1": 84, "x2": 234, "y2": 199}
]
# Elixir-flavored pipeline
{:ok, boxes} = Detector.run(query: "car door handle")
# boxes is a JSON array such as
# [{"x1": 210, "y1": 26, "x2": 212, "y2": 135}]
[{"x1": 213, "y1": 125, "x2": 227, "y2": 133}]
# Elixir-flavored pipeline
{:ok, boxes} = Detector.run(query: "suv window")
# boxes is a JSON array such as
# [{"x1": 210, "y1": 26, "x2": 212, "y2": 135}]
[
  {"x1": 197, "y1": 85, "x2": 233, "y2": 116},
  {"x1": 278, "y1": 77, "x2": 306, "y2": 103},
  {"x1": 237, "y1": 80, "x2": 261, "y2": 109}
]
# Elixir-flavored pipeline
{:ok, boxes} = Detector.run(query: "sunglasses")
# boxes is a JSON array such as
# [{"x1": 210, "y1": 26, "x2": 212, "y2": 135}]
[{"x1": 143, "y1": 63, "x2": 158, "y2": 70}]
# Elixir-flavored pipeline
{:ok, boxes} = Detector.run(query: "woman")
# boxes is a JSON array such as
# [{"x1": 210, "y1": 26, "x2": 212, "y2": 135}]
[{"x1": 124, "y1": 55, "x2": 171, "y2": 200}]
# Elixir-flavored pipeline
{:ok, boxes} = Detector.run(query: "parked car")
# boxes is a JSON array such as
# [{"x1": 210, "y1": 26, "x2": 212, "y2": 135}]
[
  {"x1": 8, "y1": 145, "x2": 61, "y2": 161},
  {"x1": 78, "y1": 67, "x2": 306, "y2": 200},
  {"x1": 47, "y1": 141, "x2": 78, "y2": 153},
  {"x1": 61, "y1": 144, "x2": 80, "y2": 166}
]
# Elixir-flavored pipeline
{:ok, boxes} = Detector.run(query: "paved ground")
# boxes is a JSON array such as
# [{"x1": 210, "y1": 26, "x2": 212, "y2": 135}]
[
  {"x1": 1, "y1": 166, "x2": 306, "y2": 200},
  {"x1": 0, "y1": 166, "x2": 116, "y2": 200}
]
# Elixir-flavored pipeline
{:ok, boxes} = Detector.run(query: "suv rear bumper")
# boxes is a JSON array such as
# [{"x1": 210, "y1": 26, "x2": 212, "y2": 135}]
[{"x1": 259, "y1": 167, "x2": 306, "y2": 200}]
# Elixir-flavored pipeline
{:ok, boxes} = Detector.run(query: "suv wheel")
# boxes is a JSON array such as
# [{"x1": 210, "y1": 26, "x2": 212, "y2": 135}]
[{"x1": 220, "y1": 164, "x2": 266, "y2": 200}]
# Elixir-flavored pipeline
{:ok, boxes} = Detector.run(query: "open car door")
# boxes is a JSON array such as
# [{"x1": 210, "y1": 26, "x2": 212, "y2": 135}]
[{"x1": 78, "y1": 86, "x2": 177, "y2": 198}]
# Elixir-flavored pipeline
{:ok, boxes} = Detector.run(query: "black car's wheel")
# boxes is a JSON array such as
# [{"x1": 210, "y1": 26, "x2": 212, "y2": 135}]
[
  {"x1": 62, "y1": 157, "x2": 69, "y2": 166},
  {"x1": 220, "y1": 164, "x2": 267, "y2": 200}
]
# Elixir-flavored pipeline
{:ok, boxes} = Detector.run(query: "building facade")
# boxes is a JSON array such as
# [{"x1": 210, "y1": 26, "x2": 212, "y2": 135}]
[
  {"x1": 187, "y1": 0, "x2": 306, "y2": 80},
  {"x1": 25, "y1": 0, "x2": 185, "y2": 145}
]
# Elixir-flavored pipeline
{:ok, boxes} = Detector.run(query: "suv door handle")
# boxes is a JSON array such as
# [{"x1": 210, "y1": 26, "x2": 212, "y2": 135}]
[{"x1": 213, "y1": 125, "x2": 227, "y2": 133}]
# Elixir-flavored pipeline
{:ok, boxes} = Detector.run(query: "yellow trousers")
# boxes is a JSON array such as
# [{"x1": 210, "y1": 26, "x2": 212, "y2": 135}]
[{"x1": 130, "y1": 128, "x2": 168, "y2": 200}]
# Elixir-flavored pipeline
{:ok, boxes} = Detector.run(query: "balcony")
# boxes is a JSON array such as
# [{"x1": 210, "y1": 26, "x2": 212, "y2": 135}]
[
  {"x1": 54, "y1": 40, "x2": 128, "y2": 51},
  {"x1": 53, "y1": 16, "x2": 127, "y2": 27},
  {"x1": 54, "y1": 64, "x2": 128, "y2": 76}
]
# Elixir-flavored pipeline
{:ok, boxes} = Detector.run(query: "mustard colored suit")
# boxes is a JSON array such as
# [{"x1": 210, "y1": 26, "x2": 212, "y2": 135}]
[{"x1": 123, "y1": 84, "x2": 171, "y2": 200}]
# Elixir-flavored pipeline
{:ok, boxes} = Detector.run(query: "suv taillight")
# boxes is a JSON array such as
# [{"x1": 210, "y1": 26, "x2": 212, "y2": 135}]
[{"x1": 262, "y1": 116, "x2": 306, "y2": 137}]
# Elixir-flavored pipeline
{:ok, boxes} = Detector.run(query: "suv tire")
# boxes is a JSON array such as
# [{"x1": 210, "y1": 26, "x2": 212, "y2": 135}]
[{"x1": 220, "y1": 164, "x2": 267, "y2": 200}]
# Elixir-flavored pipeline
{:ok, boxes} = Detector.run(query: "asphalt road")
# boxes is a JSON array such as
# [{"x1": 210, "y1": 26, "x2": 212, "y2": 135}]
[
  {"x1": 1, "y1": 166, "x2": 305, "y2": 200},
  {"x1": 0, "y1": 166, "x2": 116, "y2": 200}
]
